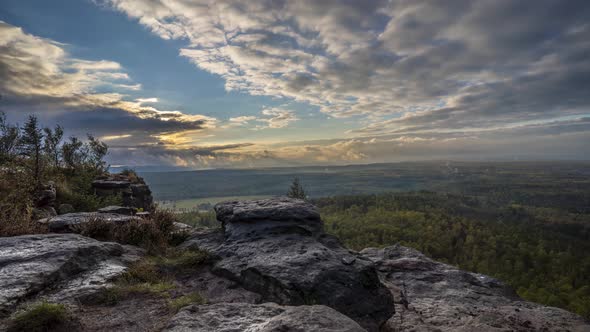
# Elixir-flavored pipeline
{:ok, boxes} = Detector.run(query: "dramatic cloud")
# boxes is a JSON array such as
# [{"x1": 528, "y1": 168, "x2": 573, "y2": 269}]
[
  {"x1": 103, "y1": 0, "x2": 590, "y2": 136},
  {"x1": 0, "y1": 21, "x2": 215, "y2": 145}
]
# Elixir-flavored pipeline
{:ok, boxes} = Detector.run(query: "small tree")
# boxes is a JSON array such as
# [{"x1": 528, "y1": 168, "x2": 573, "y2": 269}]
[
  {"x1": 43, "y1": 125, "x2": 63, "y2": 168},
  {"x1": 287, "y1": 177, "x2": 306, "y2": 200},
  {"x1": 19, "y1": 115, "x2": 44, "y2": 184},
  {"x1": 0, "y1": 112, "x2": 20, "y2": 163},
  {"x1": 86, "y1": 134, "x2": 108, "y2": 173},
  {"x1": 62, "y1": 136, "x2": 84, "y2": 170}
]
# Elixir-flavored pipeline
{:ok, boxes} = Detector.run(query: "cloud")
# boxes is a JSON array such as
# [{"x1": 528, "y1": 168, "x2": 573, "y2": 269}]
[
  {"x1": 0, "y1": 21, "x2": 215, "y2": 145},
  {"x1": 102, "y1": 0, "x2": 590, "y2": 136},
  {"x1": 227, "y1": 107, "x2": 298, "y2": 129},
  {"x1": 107, "y1": 118, "x2": 590, "y2": 169}
]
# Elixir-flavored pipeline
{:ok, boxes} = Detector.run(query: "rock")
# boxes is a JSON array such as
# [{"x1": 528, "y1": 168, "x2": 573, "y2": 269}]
[
  {"x1": 37, "y1": 212, "x2": 141, "y2": 232},
  {"x1": 136, "y1": 211, "x2": 150, "y2": 217},
  {"x1": 163, "y1": 303, "x2": 366, "y2": 332},
  {"x1": 0, "y1": 233, "x2": 142, "y2": 316},
  {"x1": 91, "y1": 180, "x2": 131, "y2": 190},
  {"x1": 173, "y1": 222, "x2": 192, "y2": 232},
  {"x1": 215, "y1": 197, "x2": 323, "y2": 239},
  {"x1": 92, "y1": 175, "x2": 154, "y2": 212},
  {"x1": 35, "y1": 182, "x2": 56, "y2": 207},
  {"x1": 58, "y1": 203, "x2": 75, "y2": 214},
  {"x1": 129, "y1": 184, "x2": 153, "y2": 211},
  {"x1": 98, "y1": 205, "x2": 137, "y2": 215},
  {"x1": 360, "y1": 244, "x2": 590, "y2": 332},
  {"x1": 182, "y1": 198, "x2": 394, "y2": 331}
]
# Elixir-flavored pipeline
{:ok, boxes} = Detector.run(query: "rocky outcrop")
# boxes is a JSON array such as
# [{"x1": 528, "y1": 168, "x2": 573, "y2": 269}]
[
  {"x1": 215, "y1": 197, "x2": 323, "y2": 240},
  {"x1": 0, "y1": 233, "x2": 142, "y2": 316},
  {"x1": 181, "y1": 197, "x2": 395, "y2": 331},
  {"x1": 164, "y1": 303, "x2": 366, "y2": 332},
  {"x1": 361, "y1": 245, "x2": 590, "y2": 332},
  {"x1": 32, "y1": 182, "x2": 57, "y2": 219},
  {"x1": 92, "y1": 173, "x2": 153, "y2": 212},
  {"x1": 37, "y1": 212, "x2": 141, "y2": 232}
]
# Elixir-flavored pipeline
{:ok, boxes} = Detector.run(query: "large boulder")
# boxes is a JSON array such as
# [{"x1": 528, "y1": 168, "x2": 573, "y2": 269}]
[
  {"x1": 0, "y1": 233, "x2": 142, "y2": 316},
  {"x1": 37, "y1": 212, "x2": 141, "y2": 232},
  {"x1": 360, "y1": 245, "x2": 590, "y2": 332},
  {"x1": 92, "y1": 174, "x2": 154, "y2": 212},
  {"x1": 163, "y1": 303, "x2": 366, "y2": 332},
  {"x1": 215, "y1": 197, "x2": 323, "y2": 240},
  {"x1": 182, "y1": 197, "x2": 394, "y2": 331}
]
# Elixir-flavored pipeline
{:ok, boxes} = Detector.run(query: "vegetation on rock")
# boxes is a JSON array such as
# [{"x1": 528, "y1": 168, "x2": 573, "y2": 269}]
[
  {"x1": 8, "y1": 302, "x2": 76, "y2": 332},
  {"x1": 0, "y1": 112, "x2": 117, "y2": 236}
]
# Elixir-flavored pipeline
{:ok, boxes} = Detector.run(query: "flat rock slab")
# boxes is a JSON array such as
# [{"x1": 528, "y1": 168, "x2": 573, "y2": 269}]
[
  {"x1": 0, "y1": 233, "x2": 142, "y2": 316},
  {"x1": 215, "y1": 197, "x2": 323, "y2": 239},
  {"x1": 163, "y1": 303, "x2": 366, "y2": 332},
  {"x1": 38, "y1": 212, "x2": 141, "y2": 232},
  {"x1": 98, "y1": 205, "x2": 138, "y2": 215},
  {"x1": 361, "y1": 245, "x2": 590, "y2": 332},
  {"x1": 91, "y1": 180, "x2": 131, "y2": 189}
]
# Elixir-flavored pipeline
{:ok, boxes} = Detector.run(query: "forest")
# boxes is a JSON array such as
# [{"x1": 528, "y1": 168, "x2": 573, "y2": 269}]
[{"x1": 313, "y1": 191, "x2": 590, "y2": 319}]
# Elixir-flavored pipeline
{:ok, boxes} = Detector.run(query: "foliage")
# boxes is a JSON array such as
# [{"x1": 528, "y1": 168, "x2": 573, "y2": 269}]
[
  {"x1": 168, "y1": 292, "x2": 206, "y2": 312},
  {"x1": 287, "y1": 177, "x2": 306, "y2": 199},
  {"x1": 177, "y1": 210, "x2": 218, "y2": 228},
  {"x1": 314, "y1": 191, "x2": 590, "y2": 319},
  {"x1": 0, "y1": 111, "x2": 114, "y2": 236},
  {"x1": 8, "y1": 302, "x2": 74, "y2": 332}
]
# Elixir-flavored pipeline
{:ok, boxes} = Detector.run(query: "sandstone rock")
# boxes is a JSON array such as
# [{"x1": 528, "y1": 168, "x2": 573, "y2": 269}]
[
  {"x1": 182, "y1": 198, "x2": 394, "y2": 331},
  {"x1": 215, "y1": 197, "x2": 323, "y2": 240},
  {"x1": 92, "y1": 176, "x2": 154, "y2": 212},
  {"x1": 38, "y1": 212, "x2": 141, "y2": 232},
  {"x1": 129, "y1": 184, "x2": 153, "y2": 211},
  {"x1": 163, "y1": 303, "x2": 366, "y2": 332},
  {"x1": 173, "y1": 222, "x2": 192, "y2": 232},
  {"x1": 360, "y1": 244, "x2": 590, "y2": 332},
  {"x1": 58, "y1": 203, "x2": 75, "y2": 214},
  {"x1": 0, "y1": 234, "x2": 142, "y2": 315},
  {"x1": 98, "y1": 205, "x2": 137, "y2": 215}
]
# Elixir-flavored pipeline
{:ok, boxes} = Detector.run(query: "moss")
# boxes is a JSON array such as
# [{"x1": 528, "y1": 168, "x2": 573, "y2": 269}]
[
  {"x1": 155, "y1": 248, "x2": 211, "y2": 271},
  {"x1": 168, "y1": 292, "x2": 207, "y2": 312},
  {"x1": 8, "y1": 302, "x2": 73, "y2": 332}
]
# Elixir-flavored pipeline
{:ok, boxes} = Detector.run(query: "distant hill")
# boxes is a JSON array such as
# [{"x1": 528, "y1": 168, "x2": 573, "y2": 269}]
[{"x1": 140, "y1": 161, "x2": 590, "y2": 211}]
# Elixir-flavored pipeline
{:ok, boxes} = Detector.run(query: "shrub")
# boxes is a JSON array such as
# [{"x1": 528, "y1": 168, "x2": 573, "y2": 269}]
[
  {"x1": 8, "y1": 302, "x2": 75, "y2": 332},
  {"x1": 0, "y1": 166, "x2": 47, "y2": 237},
  {"x1": 74, "y1": 217, "x2": 168, "y2": 254},
  {"x1": 168, "y1": 292, "x2": 206, "y2": 312}
]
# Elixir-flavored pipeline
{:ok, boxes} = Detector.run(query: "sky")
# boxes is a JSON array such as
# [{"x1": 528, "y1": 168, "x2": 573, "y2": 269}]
[{"x1": 0, "y1": 0, "x2": 589, "y2": 169}]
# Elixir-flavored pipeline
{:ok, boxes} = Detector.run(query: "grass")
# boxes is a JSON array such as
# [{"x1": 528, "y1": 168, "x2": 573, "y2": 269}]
[
  {"x1": 157, "y1": 195, "x2": 270, "y2": 212},
  {"x1": 168, "y1": 292, "x2": 206, "y2": 312},
  {"x1": 8, "y1": 302, "x2": 74, "y2": 332},
  {"x1": 88, "y1": 248, "x2": 210, "y2": 306}
]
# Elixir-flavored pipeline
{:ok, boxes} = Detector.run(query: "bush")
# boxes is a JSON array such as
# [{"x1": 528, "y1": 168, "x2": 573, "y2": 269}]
[
  {"x1": 73, "y1": 209, "x2": 180, "y2": 253},
  {"x1": 8, "y1": 302, "x2": 75, "y2": 332},
  {"x1": 0, "y1": 167, "x2": 47, "y2": 237}
]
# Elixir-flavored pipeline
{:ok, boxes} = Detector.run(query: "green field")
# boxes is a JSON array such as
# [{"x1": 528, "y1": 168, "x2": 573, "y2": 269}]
[{"x1": 157, "y1": 195, "x2": 270, "y2": 211}]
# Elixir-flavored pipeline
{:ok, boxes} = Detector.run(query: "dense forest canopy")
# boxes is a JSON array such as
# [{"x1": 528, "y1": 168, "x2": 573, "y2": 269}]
[{"x1": 313, "y1": 191, "x2": 590, "y2": 319}]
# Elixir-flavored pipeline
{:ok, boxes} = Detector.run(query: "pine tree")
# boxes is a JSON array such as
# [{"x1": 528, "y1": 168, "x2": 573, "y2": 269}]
[
  {"x1": 19, "y1": 115, "x2": 44, "y2": 184},
  {"x1": 287, "y1": 177, "x2": 306, "y2": 199},
  {"x1": 0, "y1": 111, "x2": 20, "y2": 163}
]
